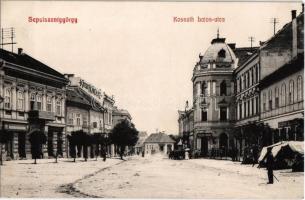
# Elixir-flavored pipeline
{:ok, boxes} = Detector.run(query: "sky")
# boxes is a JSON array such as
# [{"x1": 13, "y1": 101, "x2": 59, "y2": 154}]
[{"x1": 1, "y1": 1, "x2": 302, "y2": 134}]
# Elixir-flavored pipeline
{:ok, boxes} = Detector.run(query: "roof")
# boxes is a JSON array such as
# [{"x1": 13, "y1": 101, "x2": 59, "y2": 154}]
[
  {"x1": 233, "y1": 47, "x2": 259, "y2": 67},
  {"x1": 135, "y1": 137, "x2": 147, "y2": 148},
  {"x1": 66, "y1": 87, "x2": 91, "y2": 107},
  {"x1": 200, "y1": 37, "x2": 237, "y2": 64},
  {"x1": 0, "y1": 48, "x2": 65, "y2": 79},
  {"x1": 113, "y1": 108, "x2": 132, "y2": 119},
  {"x1": 260, "y1": 12, "x2": 304, "y2": 51},
  {"x1": 144, "y1": 132, "x2": 175, "y2": 144}
]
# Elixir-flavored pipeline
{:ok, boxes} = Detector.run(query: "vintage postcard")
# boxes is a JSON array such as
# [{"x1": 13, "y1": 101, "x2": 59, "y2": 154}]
[{"x1": 0, "y1": 0, "x2": 304, "y2": 199}]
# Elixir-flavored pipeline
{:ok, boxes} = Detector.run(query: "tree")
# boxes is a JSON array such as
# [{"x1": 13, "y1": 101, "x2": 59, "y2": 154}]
[
  {"x1": 109, "y1": 120, "x2": 139, "y2": 160},
  {"x1": 0, "y1": 130, "x2": 13, "y2": 165},
  {"x1": 67, "y1": 134, "x2": 77, "y2": 162},
  {"x1": 169, "y1": 134, "x2": 181, "y2": 150},
  {"x1": 29, "y1": 130, "x2": 47, "y2": 164}
]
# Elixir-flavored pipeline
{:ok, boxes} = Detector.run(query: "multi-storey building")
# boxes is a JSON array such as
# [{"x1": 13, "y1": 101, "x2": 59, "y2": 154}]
[
  {"x1": 191, "y1": 35, "x2": 237, "y2": 157},
  {"x1": 259, "y1": 10, "x2": 304, "y2": 145},
  {"x1": 65, "y1": 74, "x2": 115, "y2": 156},
  {"x1": 0, "y1": 48, "x2": 68, "y2": 160},
  {"x1": 178, "y1": 109, "x2": 194, "y2": 149},
  {"x1": 112, "y1": 107, "x2": 132, "y2": 126}
]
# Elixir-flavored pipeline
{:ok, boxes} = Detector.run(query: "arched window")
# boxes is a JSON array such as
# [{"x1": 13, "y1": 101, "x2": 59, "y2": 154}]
[
  {"x1": 297, "y1": 76, "x2": 303, "y2": 101},
  {"x1": 201, "y1": 81, "x2": 207, "y2": 96},
  {"x1": 268, "y1": 89, "x2": 272, "y2": 110},
  {"x1": 281, "y1": 84, "x2": 286, "y2": 106},
  {"x1": 275, "y1": 87, "x2": 279, "y2": 108},
  {"x1": 289, "y1": 80, "x2": 294, "y2": 104},
  {"x1": 220, "y1": 80, "x2": 227, "y2": 96},
  {"x1": 218, "y1": 49, "x2": 226, "y2": 58}
]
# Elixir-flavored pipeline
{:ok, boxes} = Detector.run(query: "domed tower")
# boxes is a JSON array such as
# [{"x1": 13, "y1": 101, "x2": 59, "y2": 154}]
[{"x1": 192, "y1": 33, "x2": 237, "y2": 157}]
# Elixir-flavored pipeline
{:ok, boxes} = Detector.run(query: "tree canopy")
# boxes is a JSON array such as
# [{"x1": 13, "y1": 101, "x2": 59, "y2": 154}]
[{"x1": 109, "y1": 119, "x2": 138, "y2": 159}]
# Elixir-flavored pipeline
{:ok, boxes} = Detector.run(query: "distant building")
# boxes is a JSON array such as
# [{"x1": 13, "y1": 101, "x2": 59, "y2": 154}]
[
  {"x1": 65, "y1": 74, "x2": 115, "y2": 156},
  {"x1": 144, "y1": 132, "x2": 175, "y2": 155},
  {"x1": 178, "y1": 109, "x2": 194, "y2": 150},
  {"x1": 0, "y1": 48, "x2": 68, "y2": 160},
  {"x1": 112, "y1": 107, "x2": 132, "y2": 126},
  {"x1": 135, "y1": 131, "x2": 148, "y2": 155}
]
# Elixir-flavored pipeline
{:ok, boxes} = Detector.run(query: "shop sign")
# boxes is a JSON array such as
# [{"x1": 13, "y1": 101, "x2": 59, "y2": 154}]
[
  {"x1": 5, "y1": 124, "x2": 27, "y2": 131},
  {"x1": 79, "y1": 79, "x2": 103, "y2": 100}
]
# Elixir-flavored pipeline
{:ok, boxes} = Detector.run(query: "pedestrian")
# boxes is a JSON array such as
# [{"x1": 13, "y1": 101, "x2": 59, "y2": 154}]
[
  {"x1": 265, "y1": 147, "x2": 274, "y2": 184},
  {"x1": 252, "y1": 145, "x2": 258, "y2": 167}
]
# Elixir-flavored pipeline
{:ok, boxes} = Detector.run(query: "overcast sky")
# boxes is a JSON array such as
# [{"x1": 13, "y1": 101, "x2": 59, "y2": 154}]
[{"x1": 1, "y1": 1, "x2": 302, "y2": 134}]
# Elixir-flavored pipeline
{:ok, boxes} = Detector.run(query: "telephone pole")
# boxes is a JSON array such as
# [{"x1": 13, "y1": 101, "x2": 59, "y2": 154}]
[
  {"x1": 248, "y1": 36, "x2": 255, "y2": 49},
  {"x1": 270, "y1": 18, "x2": 279, "y2": 35}
]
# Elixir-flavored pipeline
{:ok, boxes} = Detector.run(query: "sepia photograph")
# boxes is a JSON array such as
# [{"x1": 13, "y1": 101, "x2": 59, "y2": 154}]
[{"x1": 0, "y1": 1, "x2": 304, "y2": 199}]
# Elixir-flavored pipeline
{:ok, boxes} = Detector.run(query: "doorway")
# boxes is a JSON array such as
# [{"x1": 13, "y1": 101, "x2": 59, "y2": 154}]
[
  {"x1": 201, "y1": 137, "x2": 208, "y2": 157},
  {"x1": 18, "y1": 132, "x2": 26, "y2": 158}
]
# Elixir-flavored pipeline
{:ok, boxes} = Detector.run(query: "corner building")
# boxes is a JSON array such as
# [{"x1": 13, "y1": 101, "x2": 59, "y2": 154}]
[{"x1": 192, "y1": 36, "x2": 237, "y2": 157}]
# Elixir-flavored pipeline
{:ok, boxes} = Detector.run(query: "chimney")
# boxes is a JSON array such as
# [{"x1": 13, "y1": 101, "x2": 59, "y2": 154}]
[
  {"x1": 228, "y1": 43, "x2": 236, "y2": 50},
  {"x1": 18, "y1": 48, "x2": 23, "y2": 55},
  {"x1": 292, "y1": 10, "x2": 297, "y2": 58}
]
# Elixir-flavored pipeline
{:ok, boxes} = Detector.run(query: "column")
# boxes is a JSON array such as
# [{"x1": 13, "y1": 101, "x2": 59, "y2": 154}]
[{"x1": 207, "y1": 81, "x2": 210, "y2": 96}]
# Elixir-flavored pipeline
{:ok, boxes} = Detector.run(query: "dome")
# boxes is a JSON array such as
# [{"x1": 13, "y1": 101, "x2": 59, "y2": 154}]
[{"x1": 200, "y1": 38, "x2": 237, "y2": 64}]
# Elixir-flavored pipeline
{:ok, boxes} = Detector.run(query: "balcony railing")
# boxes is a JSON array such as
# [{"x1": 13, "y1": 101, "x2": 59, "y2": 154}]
[
  {"x1": 261, "y1": 101, "x2": 303, "y2": 119},
  {"x1": 28, "y1": 110, "x2": 55, "y2": 121}
]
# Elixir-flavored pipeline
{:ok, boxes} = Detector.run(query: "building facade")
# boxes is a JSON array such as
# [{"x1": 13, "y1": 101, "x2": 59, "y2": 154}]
[
  {"x1": 0, "y1": 48, "x2": 68, "y2": 160},
  {"x1": 259, "y1": 10, "x2": 304, "y2": 145},
  {"x1": 144, "y1": 132, "x2": 175, "y2": 155},
  {"x1": 179, "y1": 8, "x2": 304, "y2": 160},
  {"x1": 191, "y1": 36, "x2": 236, "y2": 157}
]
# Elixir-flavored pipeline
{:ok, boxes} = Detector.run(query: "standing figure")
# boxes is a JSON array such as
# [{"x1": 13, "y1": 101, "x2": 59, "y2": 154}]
[{"x1": 266, "y1": 147, "x2": 274, "y2": 184}]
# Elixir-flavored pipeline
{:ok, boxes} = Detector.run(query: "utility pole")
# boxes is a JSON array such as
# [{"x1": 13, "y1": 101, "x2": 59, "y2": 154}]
[
  {"x1": 0, "y1": 27, "x2": 17, "y2": 52},
  {"x1": 270, "y1": 18, "x2": 279, "y2": 35},
  {"x1": 248, "y1": 36, "x2": 255, "y2": 49}
]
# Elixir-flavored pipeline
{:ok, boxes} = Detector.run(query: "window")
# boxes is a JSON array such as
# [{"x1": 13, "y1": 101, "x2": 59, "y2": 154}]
[
  {"x1": 253, "y1": 66, "x2": 256, "y2": 84},
  {"x1": 30, "y1": 93, "x2": 36, "y2": 110},
  {"x1": 56, "y1": 100, "x2": 61, "y2": 116},
  {"x1": 251, "y1": 98, "x2": 254, "y2": 116},
  {"x1": 255, "y1": 64, "x2": 259, "y2": 83},
  {"x1": 17, "y1": 91, "x2": 24, "y2": 110},
  {"x1": 289, "y1": 80, "x2": 294, "y2": 104},
  {"x1": 281, "y1": 84, "x2": 286, "y2": 106},
  {"x1": 237, "y1": 78, "x2": 240, "y2": 93},
  {"x1": 239, "y1": 103, "x2": 242, "y2": 119},
  {"x1": 263, "y1": 92, "x2": 266, "y2": 112},
  {"x1": 244, "y1": 101, "x2": 247, "y2": 117},
  {"x1": 4, "y1": 87, "x2": 11, "y2": 109},
  {"x1": 46, "y1": 96, "x2": 52, "y2": 112},
  {"x1": 247, "y1": 100, "x2": 250, "y2": 117},
  {"x1": 239, "y1": 78, "x2": 242, "y2": 92},
  {"x1": 251, "y1": 69, "x2": 254, "y2": 86},
  {"x1": 243, "y1": 75, "x2": 246, "y2": 91},
  {"x1": 36, "y1": 95, "x2": 42, "y2": 111},
  {"x1": 76, "y1": 113, "x2": 81, "y2": 126},
  {"x1": 220, "y1": 80, "x2": 227, "y2": 96},
  {"x1": 218, "y1": 49, "x2": 226, "y2": 58},
  {"x1": 297, "y1": 76, "x2": 303, "y2": 101},
  {"x1": 83, "y1": 115, "x2": 88, "y2": 127},
  {"x1": 220, "y1": 107, "x2": 227, "y2": 121},
  {"x1": 275, "y1": 87, "x2": 279, "y2": 108},
  {"x1": 201, "y1": 81, "x2": 207, "y2": 96},
  {"x1": 247, "y1": 71, "x2": 250, "y2": 88},
  {"x1": 68, "y1": 113, "x2": 74, "y2": 125},
  {"x1": 93, "y1": 122, "x2": 97, "y2": 128},
  {"x1": 201, "y1": 109, "x2": 207, "y2": 121},
  {"x1": 268, "y1": 89, "x2": 272, "y2": 110},
  {"x1": 255, "y1": 96, "x2": 259, "y2": 114}
]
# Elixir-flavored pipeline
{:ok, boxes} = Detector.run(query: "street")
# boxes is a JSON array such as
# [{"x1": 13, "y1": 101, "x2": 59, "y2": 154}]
[{"x1": 1, "y1": 154, "x2": 302, "y2": 198}]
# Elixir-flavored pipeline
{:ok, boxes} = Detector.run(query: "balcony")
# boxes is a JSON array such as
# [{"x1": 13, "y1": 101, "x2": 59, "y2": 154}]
[{"x1": 28, "y1": 110, "x2": 55, "y2": 121}]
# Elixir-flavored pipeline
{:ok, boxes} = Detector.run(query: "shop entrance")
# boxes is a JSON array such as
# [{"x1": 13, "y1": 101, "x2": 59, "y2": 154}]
[
  {"x1": 201, "y1": 137, "x2": 208, "y2": 156},
  {"x1": 18, "y1": 132, "x2": 26, "y2": 158}
]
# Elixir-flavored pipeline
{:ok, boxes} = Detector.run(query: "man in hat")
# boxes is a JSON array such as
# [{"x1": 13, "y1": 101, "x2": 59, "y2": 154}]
[{"x1": 266, "y1": 147, "x2": 274, "y2": 184}]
